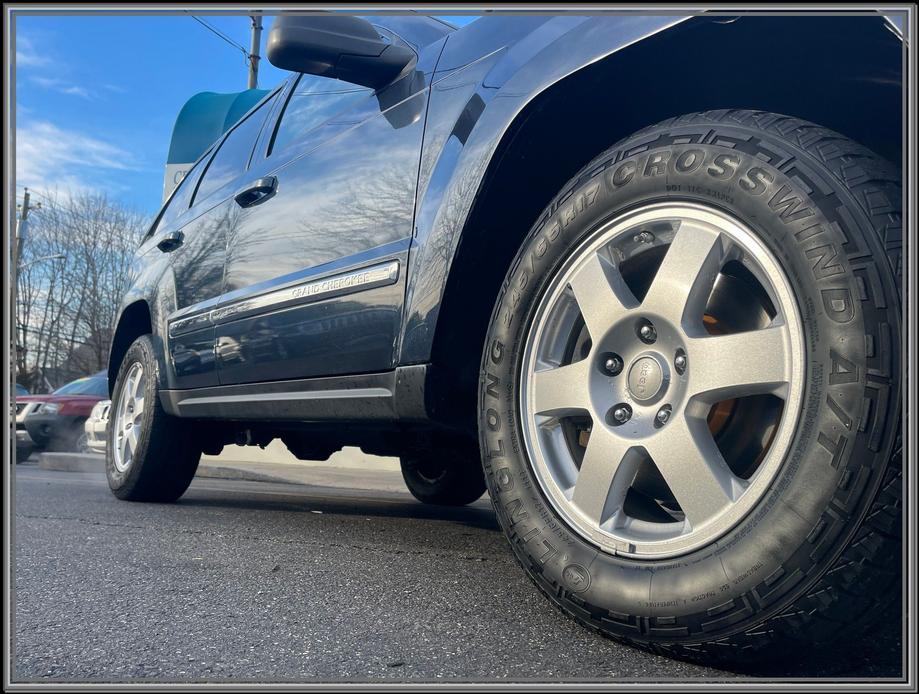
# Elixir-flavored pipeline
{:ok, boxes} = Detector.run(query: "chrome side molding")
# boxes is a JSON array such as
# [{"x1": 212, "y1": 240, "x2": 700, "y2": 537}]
[{"x1": 168, "y1": 259, "x2": 400, "y2": 338}]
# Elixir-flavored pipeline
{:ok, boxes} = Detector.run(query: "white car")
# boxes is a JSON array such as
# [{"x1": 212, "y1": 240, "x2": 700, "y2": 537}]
[
  {"x1": 15, "y1": 400, "x2": 42, "y2": 460},
  {"x1": 84, "y1": 400, "x2": 111, "y2": 454}
]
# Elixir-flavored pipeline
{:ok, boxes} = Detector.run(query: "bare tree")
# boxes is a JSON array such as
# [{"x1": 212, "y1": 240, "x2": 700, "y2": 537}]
[{"x1": 15, "y1": 191, "x2": 148, "y2": 392}]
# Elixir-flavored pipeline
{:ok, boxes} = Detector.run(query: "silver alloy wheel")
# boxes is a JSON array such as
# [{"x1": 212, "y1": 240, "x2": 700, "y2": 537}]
[
  {"x1": 520, "y1": 202, "x2": 805, "y2": 559},
  {"x1": 112, "y1": 361, "x2": 145, "y2": 473}
]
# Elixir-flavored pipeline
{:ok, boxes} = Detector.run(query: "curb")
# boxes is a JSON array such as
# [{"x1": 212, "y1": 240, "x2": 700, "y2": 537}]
[{"x1": 38, "y1": 452, "x2": 105, "y2": 473}]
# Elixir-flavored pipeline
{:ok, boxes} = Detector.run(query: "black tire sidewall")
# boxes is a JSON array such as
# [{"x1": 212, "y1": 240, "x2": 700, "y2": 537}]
[
  {"x1": 479, "y1": 122, "x2": 900, "y2": 642},
  {"x1": 16, "y1": 443, "x2": 34, "y2": 462}
]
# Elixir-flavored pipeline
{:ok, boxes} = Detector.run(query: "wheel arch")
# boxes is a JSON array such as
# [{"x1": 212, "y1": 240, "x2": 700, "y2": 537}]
[
  {"x1": 421, "y1": 13, "x2": 902, "y2": 431},
  {"x1": 107, "y1": 300, "x2": 153, "y2": 396}
]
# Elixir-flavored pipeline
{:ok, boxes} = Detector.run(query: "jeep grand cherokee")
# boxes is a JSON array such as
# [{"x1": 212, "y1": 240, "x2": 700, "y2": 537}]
[{"x1": 105, "y1": 13, "x2": 903, "y2": 664}]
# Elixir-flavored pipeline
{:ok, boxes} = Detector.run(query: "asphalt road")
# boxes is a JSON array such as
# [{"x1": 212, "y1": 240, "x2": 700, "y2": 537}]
[{"x1": 12, "y1": 464, "x2": 902, "y2": 683}]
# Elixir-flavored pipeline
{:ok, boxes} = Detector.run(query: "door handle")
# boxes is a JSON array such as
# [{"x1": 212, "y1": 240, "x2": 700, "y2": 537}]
[
  {"x1": 156, "y1": 230, "x2": 184, "y2": 253},
  {"x1": 234, "y1": 176, "x2": 278, "y2": 208}
]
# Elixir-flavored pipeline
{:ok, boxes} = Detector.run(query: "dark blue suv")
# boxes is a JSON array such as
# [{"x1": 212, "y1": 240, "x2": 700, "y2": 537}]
[{"x1": 106, "y1": 13, "x2": 903, "y2": 664}]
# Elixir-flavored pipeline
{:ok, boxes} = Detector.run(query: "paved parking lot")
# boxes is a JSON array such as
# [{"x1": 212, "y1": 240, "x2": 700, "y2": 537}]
[{"x1": 12, "y1": 463, "x2": 902, "y2": 683}]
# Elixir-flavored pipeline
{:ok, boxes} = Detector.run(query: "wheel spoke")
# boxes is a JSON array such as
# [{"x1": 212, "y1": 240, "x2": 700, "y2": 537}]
[
  {"x1": 687, "y1": 325, "x2": 789, "y2": 401},
  {"x1": 135, "y1": 373, "x2": 145, "y2": 400},
  {"x1": 642, "y1": 223, "x2": 726, "y2": 328},
  {"x1": 531, "y1": 360, "x2": 591, "y2": 417},
  {"x1": 568, "y1": 251, "x2": 637, "y2": 340},
  {"x1": 119, "y1": 429, "x2": 129, "y2": 463},
  {"x1": 646, "y1": 415, "x2": 740, "y2": 529},
  {"x1": 127, "y1": 424, "x2": 139, "y2": 452},
  {"x1": 570, "y1": 428, "x2": 640, "y2": 526},
  {"x1": 124, "y1": 363, "x2": 144, "y2": 401}
]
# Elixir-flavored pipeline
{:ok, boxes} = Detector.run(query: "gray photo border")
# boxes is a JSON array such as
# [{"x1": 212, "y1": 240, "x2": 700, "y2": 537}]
[{"x1": 2, "y1": 3, "x2": 915, "y2": 691}]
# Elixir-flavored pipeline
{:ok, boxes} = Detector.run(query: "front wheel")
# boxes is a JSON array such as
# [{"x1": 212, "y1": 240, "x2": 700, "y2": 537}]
[
  {"x1": 74, "y1": 431, "x2": 90, "y2": 454},
  {"x1": 46, "y1": 424, "x2": 87, "y2": 452},
  {"x1": 479, "y1": 110, "x2": 901, "y2": 664},
  {"x1": 106, "y1": 335, "x2": 201, "y2": 502},
  {"x1": 16, "y1": 443, "x2": 34, "y2": 463}
]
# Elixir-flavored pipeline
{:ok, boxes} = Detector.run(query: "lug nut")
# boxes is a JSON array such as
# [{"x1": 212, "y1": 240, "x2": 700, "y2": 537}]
[
  {"x1": 637, "y1": 321, "x2": 657, "y2": 344},
  {"x1": 633, "y1": 230, "x2": 655, "y2": 244},
  {"x1": 602, "y1": 353, "x2": 623, "y2": 376},
  {"x1": 674, "y1": 351, "x2": 687, "y2": 374},
  {"x1": 611, "y1": 405, "x2": 632, "y2": 425},
  {"x1": 656, "y1": 405, "x2": 672, "y2": 425}
]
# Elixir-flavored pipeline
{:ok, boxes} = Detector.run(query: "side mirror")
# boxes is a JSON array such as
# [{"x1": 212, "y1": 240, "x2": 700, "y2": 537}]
[{"x1": 266, "y1": 15, "x2": 415, "y2": 90}]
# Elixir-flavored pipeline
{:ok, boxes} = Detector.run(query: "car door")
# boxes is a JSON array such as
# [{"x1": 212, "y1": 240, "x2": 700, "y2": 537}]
[
  {"x1": 161, "y1": 91, "x2": 281, "y2": 389},
  {"x1": 147, "y1": 150, "x2": 222, "y2": 390},
  {"x1": 213, "y1": 30, "x2": 434, "y2": 385}
]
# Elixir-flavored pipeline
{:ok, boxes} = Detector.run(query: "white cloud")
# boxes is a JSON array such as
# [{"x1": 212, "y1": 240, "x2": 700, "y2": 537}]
[
  {"x1": 16, "y1": 36, "x2": 50, "y2": 67},
  {"x1": 17, "y1": 34, "x2": 96, "y2": 99},
  {"x1": 16, "y1": 120, "x2": 140, "y2": 195},
  {"x1": 30, "y1": 76, "x2": 93, "y2": 99}
]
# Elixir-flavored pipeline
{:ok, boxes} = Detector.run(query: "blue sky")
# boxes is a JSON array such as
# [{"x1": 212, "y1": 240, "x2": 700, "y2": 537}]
[{"x1": 15, "y1": 13, "x2": 478, "y2": 216}]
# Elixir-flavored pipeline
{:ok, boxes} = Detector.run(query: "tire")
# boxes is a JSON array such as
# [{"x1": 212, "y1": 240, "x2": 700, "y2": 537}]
[
  {"x1": 106, "y1": 335, "x2": 201, "y2": 502},
  {"x1": 46, "y1": 424, "x2": 86, "y2": 452},
  {"x1": 479, "y1": 110, "x2": 901, "y2": 665},
  {"x1": 401, "y1": 450, "x2": 487, "y2": 506},
  {"x1": 75, "y1": 432, "x2": 90, "y2": 454},
  {"x1": 16, "y1": 443, "x2": 34, "y2": 463}
]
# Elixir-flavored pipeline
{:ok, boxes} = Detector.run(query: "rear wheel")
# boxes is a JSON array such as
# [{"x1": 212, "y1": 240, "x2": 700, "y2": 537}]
[
  {"x1": 401, "y1": 449, "x2": 487, "y2": 506},
  {"x1": 479, "y1": 110, "x2": 901, "y2": 664},
  {"x1": 106, "y1": 335, "x2": 201, "y2": 502}
]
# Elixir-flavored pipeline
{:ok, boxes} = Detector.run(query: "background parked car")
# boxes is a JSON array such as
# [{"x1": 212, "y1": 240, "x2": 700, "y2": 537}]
[
  {"x1": 16, "y1": 383, "x2": 29, "y2": 396},
  {"x1": 84, "y1": 400, "x2": 111, "y2": 454},
  {"x1": 19, "y1": 371, "x2": 109, "y2": 455},
  {"x1": 15, "y1": 398, "x2": 42, "y2": 461}
]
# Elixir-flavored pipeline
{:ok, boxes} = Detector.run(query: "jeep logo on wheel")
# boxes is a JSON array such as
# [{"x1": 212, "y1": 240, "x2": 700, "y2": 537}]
[{"x1": 627, "y1": 356, "x2": 665, "y2": 402}]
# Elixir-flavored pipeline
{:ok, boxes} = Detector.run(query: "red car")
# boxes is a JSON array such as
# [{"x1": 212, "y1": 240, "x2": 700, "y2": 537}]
[{"x1": 17, "y1": 371, "x2": 109, "y2": 456}]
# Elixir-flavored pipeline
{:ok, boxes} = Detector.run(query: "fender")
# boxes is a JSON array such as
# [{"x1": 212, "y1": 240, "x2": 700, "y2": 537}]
[
  {"x1": 399, "y1": 14, "x2": 694, "y2": 363},
  {"x1": 107, "y1": 242, "x2": 179, "y2": 393},
  {"x1": 398, "y1": 12, "x2": 901, "y2": 366}
]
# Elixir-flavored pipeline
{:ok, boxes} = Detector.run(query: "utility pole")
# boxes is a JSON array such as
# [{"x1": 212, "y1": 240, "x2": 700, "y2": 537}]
[
  {"x1": 12, "y1": 189, "x2": 40, "y2": 373},
  {"x1": 11, "y1": 188, "x2": 40, "y2": 459},
  {"x1": 247, "y1": 15, "x2": 262, "y2": 89}
]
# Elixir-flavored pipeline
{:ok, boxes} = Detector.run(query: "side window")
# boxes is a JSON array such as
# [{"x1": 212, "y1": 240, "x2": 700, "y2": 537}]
[
  {"x1": 146, "y1": 153, "x2": 209, "y2": 238},
  {"x1": 192, "y1": 94, "x2": 277, "y2": 206},
  {"x1": 268, "y1": 74, "x2": 373, "y2": 157}
]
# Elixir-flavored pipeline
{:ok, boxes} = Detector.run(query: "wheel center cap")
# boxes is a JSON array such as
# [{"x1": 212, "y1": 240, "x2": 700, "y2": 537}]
[{"x1": 627, "y1": 355, "x2": 666, "y2": 402}]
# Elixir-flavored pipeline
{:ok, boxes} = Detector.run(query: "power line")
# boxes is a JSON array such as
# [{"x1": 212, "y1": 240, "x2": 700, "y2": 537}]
[
  {"x1": 21, "y1": 188, "x2": 49, "y2": 202},
  {"x1": 191, "y1": 14, "x2": 248, "y2": 54},
  {"x1": 186, "y1": 13, "x2": 249, "y2": 61}
]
